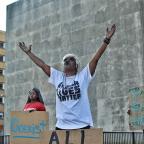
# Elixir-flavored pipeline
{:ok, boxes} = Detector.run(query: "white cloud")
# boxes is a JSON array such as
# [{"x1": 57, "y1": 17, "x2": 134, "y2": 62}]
[{"x1": 0, "y1": 0, "x2": 19, "y2": 31}]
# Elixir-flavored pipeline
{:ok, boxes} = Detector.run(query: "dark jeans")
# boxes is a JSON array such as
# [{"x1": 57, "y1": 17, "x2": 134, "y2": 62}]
[{"x1": 55, "y1": 125, "x2": 90, "y2": 130}]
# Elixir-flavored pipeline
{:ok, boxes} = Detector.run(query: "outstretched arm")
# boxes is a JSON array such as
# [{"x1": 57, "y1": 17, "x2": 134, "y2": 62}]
[
  {"x1": 18, "y1": 42, "x2": 50, "y2": 77},
  {"x1": 89, "y1": 24, "x2": 116, "y2": 76}
]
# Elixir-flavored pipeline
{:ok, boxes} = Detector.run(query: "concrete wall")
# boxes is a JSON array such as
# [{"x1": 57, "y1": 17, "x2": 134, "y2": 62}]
[{"x1": 4, "y1": 0, "x2": 144, "y2": 134}]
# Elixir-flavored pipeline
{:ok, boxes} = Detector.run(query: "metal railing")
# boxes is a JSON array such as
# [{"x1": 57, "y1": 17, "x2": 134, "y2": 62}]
[
  {"x1": 103, "y1": 132, "x2": 144, "y2": 144},
  {"x1": 1, "y1": 132, "x2": 144, "y2": 144},
  {"x1": 0, "y1": 135, "x2": 9, "y2": 144}
]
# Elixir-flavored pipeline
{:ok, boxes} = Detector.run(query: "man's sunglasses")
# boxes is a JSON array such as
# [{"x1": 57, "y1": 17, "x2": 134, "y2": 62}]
[{"x1": 64, "y1": 57, "x2": 76, "y2": 65}]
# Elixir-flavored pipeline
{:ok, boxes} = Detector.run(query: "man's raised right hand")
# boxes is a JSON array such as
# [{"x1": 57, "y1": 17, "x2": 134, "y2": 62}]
[{"x1": 18, "y1": 42, "x2": 32, "y2": 54}]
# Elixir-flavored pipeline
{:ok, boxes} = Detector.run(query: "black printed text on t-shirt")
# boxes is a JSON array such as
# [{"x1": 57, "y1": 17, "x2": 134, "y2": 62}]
[{"x1": 56, "y1": 81, "x2": 81, "y2": 102}]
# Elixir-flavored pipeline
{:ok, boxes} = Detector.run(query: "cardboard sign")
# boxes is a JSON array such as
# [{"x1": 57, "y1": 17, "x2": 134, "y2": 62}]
[
  {"x1": 40, "y1": 128, "x2": 103, "y2": 144},
  {"x1": 129, "y1": 87, "x2": 144, "y2": 130},
  {"x1": 10, "y1": 111, "x2": 103, "y2": 144},
  {"x1": 10, "y1": 111, "x2": 49, "y2": 144}
]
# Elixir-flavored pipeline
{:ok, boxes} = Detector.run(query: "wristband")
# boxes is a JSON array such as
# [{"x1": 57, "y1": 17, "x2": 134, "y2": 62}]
[{"x1": 104, "y1": 37, "x2": 111, "y2": 45}]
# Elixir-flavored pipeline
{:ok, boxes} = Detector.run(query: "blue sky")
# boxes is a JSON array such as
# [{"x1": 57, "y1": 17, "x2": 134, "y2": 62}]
[{"x1": 0, "y1": 0, "x2": 18, "y2": 31}]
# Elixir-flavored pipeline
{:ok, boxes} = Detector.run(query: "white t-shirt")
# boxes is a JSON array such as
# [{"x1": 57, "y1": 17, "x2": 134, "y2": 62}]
[{"x1": 48, "y1": 64, "x2": 95, "y2": 129}]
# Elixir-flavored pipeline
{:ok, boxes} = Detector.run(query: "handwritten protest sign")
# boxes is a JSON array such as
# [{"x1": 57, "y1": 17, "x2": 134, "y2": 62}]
[
  {"x1": 10, "y1": 111, "x2": 103, "y2": 144},
  {"x1": 41, "y1": 128, "x2": 103, "y2": 144},
  {"x1": 129, "y1": 87, "x2": 144, "y2": 130},
  {"x1": 10, "y1": 111, "x2": 49, "y2": 144}
]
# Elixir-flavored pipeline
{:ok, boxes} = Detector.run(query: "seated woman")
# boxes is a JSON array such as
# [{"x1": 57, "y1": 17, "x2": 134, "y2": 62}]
[{"x1": 24, "y1": 88, "x2": 46, "y2": 112}]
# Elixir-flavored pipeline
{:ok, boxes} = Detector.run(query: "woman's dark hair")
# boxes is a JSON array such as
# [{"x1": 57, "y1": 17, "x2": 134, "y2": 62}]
[{"x1": 26, "y1": 88, "x2": 44, "y2": 104}]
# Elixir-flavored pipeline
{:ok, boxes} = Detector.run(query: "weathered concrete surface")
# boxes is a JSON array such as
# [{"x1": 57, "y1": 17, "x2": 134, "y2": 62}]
[{"x1": 4, "y1": 0, "x2": 144, "y2": 134}]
